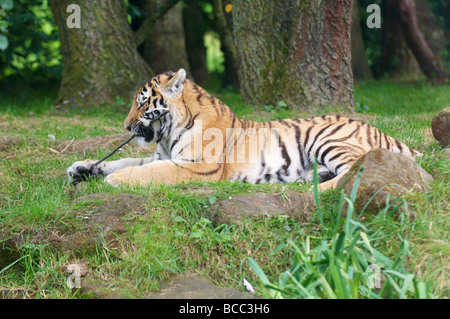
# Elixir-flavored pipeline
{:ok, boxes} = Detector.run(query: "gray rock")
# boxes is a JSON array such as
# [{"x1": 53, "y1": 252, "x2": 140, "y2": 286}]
[
  {"x1": 431, "y1": 107, "x2": 450, "y2": 147},
  {"x1": 213, "y1": 193, "x2": 316, "y2": 225},
  {"x1": 337, "y1": 149, "x2": 433, "y2": 216}
]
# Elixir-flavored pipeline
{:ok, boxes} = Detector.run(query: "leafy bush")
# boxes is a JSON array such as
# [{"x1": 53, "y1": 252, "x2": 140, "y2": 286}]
[{"x1": 0, "y1": 0, "x2": 62, "y2": 85}]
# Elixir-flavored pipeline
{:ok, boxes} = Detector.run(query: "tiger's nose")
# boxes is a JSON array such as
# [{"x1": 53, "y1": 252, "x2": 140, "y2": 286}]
[{"x1": 125, "y1": 124, "x2": 132, "y2": 131}]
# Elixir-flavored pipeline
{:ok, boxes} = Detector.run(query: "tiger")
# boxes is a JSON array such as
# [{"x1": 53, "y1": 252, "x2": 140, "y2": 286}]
[{"x1": 67, "y1": 68, "x2": 422, "y2": 190}]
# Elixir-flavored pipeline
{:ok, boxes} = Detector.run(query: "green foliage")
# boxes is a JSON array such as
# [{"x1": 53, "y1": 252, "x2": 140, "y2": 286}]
[
  {"x1": 354, "y1": 102, "x2": 370, "y2": 114},
  {"x1": 0, "y1": 0, "x2": 61, "y2": 85},
  {"x1": 0, "y1": 0, "x2": 14, "y2": 50},
  {"x1": 204, "y1": 31, "x2": 225, "y2": 74},
  {"x1": 263, "y1": 100, "x2": 290, "y2": 112}
]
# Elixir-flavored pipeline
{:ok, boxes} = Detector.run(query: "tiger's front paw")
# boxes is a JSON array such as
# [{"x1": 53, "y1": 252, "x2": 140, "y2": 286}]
[{"x1": 67, "y1": 159, "x2": 103, "y2": 184}]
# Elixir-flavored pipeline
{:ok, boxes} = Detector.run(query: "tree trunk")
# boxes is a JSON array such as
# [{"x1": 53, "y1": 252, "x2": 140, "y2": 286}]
[
  {"x1": 416, "y1": 0, "x2": 447, "y2": 69},
  {"x1": 50, "y1": 0, "x2": 152, "y2": 108},
  {"x1": 351, "y1": 0, "x2": 373, "y2": 81},
  {"x1": 232, "y1": 0, "x2": 354, "y2": 111},
  {"x1": 183, "y1": 0, "x2": 209, "y2": 85},
  {"x1": 380, "y1": 0, "x2": 423, "y2": 80},
  {"x1": 212, "y1": 0, "x2": 239, "y2": 89},
  {"x1": 141, "y1": 1, "x2": 191, "y2": 76},
  {"x1": 387, "y1": 0, "x2": 446, "y2": 83}
]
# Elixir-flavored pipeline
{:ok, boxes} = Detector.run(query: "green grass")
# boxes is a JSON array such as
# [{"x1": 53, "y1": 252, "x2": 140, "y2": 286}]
[
  {"x1": 0, "y1": 81, "x2": 449, "y2": 298},
  {"x1": 248, "y1": 167, "x2": 436, "y2": 298}
]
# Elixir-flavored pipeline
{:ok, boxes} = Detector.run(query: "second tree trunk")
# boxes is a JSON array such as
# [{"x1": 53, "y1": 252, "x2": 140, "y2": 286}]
[{"x1": 231, "y1": 0, "x2": 354, "y2": 111}]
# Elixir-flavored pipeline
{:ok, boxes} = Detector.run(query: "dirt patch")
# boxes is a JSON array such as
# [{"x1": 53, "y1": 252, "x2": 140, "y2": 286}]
[
  {"x1": 212, "y1": 192, "x2": 316, "y2": 225},
  {"x1": 50, "y1": 133, "x2": 131, "y2": 156},
  {"x1": 48, "y1": 133, "x2": 156, "y2": 158},
  {"x1": 61, "y1": 193, "x2": 150, "y2": 253},
  {"x1": 0, "y1": 136, "x2": 22, "y2": 151}
]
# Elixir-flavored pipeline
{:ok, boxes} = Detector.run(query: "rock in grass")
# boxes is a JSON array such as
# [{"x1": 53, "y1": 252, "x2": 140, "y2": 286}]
[
  {"x1": 147, "y1": 274, "x2": 255, "y2": 299},
  {"x1": 81, "y1": 273, "x2": 255, "y2": 299},
  {"x1": 336, "y1": 149, "x2": 433, "y2": 216},
  {"x1": 431, "y1": 107, "x2": 450, "y2": 147},
  {"x1": 212, "y1": 193, "x2": 316, "y2": 225}
]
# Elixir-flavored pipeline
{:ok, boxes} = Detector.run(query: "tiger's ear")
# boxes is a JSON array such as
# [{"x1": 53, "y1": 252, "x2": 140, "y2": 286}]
[{"x1": 160, "y1": 68, "x2": 186, "y2": 97}]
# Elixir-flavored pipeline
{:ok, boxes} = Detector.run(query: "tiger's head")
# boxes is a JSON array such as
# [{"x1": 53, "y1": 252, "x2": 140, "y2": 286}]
[{"x1": 124, "y1": 68, "x2": 186, "y2": 146}]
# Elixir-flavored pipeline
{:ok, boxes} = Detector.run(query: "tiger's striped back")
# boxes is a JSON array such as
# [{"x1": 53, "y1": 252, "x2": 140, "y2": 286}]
[
  {"x1": 291, "y1": 115, "x2": 420, "y2": 175},
  {"x1": 218, "y1": 114, "x2": 421, "y2": 186}
]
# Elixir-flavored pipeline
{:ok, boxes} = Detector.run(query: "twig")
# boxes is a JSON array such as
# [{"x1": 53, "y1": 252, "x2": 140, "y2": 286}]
[
  {"x1": 93, "y1": 134, "x2": 136, "y2": 167},
  {"x1": 47, "y1": 147, "x2": 60, "y2": 154},
  {"x1": 60, "y1": 137, "x2": 75, "y2": 154},
  {"x1": 92, "y1": 110, "x2": 170, "y2": 167}
]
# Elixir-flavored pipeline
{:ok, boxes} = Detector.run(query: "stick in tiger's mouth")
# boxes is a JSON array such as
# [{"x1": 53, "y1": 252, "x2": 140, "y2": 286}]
[{"x1": 93, "y1": 109, "x2": 170, "y2": 167}]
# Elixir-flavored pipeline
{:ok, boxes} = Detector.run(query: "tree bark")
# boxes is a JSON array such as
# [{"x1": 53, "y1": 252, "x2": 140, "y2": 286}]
[
  {"x1": 380, "y1": 0, "x2": 423, "y2": 80},
  {"x1": 183, "y1": 0, "x2": 209, "y2": 85},
  {"x1": 141, "y1": 1, "x2": 191, "y2": 76},
  {"x1": 232, "y1": 0, "x2": 354, "y2": 111},
  {"x1": 50, "y1": 0, "x2": 152, "y2": 108},
  {"x1": 416, "y1": 0, "x2": 447, "y2": 69},
  {"x1": 212, "y1": 0, "x2": 239, "y2": 88},
  {"x1": 351, "y1": 0, "x2": 373, "y2": 81},
  {"x1": 134, "y1": 0, "x2": 179, "y2": 47},
  {"x1": 386, "y1": 0, "x2": 446, "y2": 83}
]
